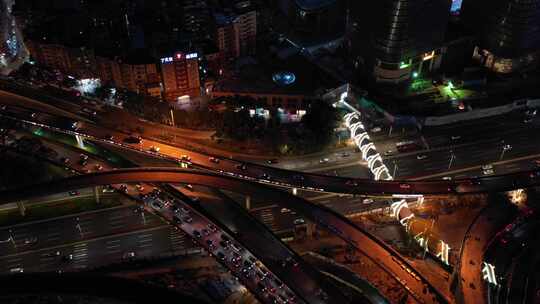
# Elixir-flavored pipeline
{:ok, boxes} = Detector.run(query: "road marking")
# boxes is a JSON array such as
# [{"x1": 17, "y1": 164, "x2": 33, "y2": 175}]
[
  {"x1": 0, "y1": 225, "x2": 168, "y2": 260},
  {"x1": 411, "y1": 152, "x2": 540, "y2": 180}
]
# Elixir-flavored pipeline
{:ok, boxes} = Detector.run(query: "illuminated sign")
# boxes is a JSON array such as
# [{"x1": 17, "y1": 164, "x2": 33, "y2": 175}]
[
  {"x1": 482, "y1": 262, "x2": 498, "y2": 285},
  {"x1": 436, "y1": 241, "x2": 450, "y2": 265},
  {"x1": 175, "y1": 52, "x2": 183, "y2": 60},
  {"x1": 186, "y1": 52, "x2": 198, "y2": 59},
  {"x1": 423, "y1": 51, "x2": 435, "y2": 61},
  {"x1": 399, "y1": 61, "x2": 410, "y2": 69},
  {"x1": 160, "y1": 57, "x2": 173, "y2": 64}
]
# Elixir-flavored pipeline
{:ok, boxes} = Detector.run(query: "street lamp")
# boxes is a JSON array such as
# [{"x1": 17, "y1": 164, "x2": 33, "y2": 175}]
[
  {"x1": 448, "y1": 150, "x2": 455, "y2": 169},
  {"x1": 392, "y1": 160, "x2": 398, "y2": 177},
  {"x1": 499, "y1": 143, "x2": 512, "y2": 160}
]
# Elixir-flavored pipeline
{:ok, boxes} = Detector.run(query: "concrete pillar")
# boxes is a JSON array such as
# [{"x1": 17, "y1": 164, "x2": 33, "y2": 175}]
[
  {"x1": 17, "y1": 201, "x2": 26, "y2": 216},
  {"x1": 94, "y1": 186, "x2": 100, "y2": 204},
  {"x1": 306, "y1": 223, "x2": 315, "y2": 238},
  {"x1": 245, "y1": 195, "x2": 251, "y2": 210}
]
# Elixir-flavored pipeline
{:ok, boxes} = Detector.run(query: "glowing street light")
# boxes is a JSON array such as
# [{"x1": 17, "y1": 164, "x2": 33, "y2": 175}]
[{"x1": 412, "y1": 71, "x2": 419, "y2": 78}]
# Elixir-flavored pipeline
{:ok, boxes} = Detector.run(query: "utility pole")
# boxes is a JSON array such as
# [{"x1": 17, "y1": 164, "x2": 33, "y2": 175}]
[
  {"x1": 499, "y1": 141, "x2": 512, "y2": 161},
  {"x1": 448, "y1": 150, "x2": 455, "y2": 170}
]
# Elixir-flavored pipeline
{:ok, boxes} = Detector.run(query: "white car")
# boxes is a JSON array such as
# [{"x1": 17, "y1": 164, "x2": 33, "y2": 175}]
[
  {"x1": 483, "y1": 168, "x2": 495, "y2": 175},
  {"x1": 319, "y1": 158, "x2": 329, "y2": 164},
  {"x1": 149, "y1": 146, "x2": 160, "y2": 152},
  {"x1": 362, "y1": 198, "x2": 374, "y2": 204},
  {"x1": 482, "y1": 164, "x2": 493, "y2": 170},
  {"x1": 416, "y1": 154, "x2": 428, "y2": 160}
]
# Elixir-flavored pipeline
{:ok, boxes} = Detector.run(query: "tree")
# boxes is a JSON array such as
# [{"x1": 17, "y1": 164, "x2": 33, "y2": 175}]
[{"x1": 301, "y1": 100, "x2": 339, "y2": 148}]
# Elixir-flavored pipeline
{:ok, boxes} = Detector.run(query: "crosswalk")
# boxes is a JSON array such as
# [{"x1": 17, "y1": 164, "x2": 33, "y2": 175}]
[
  {"x1": 169, "y1": 228, "x2": 186, "y2": 251},
  {"x1": 72, "y1": 243, "x2": 88, "y2": 269},
  {"x1": 258, "y1": 208, "x2": 277, "y2": 232}
]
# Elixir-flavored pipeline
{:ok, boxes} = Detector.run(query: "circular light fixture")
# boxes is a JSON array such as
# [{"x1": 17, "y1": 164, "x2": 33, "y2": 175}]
[{"x1": 272, "y1": 71, "x2": 296, "y2": 86}]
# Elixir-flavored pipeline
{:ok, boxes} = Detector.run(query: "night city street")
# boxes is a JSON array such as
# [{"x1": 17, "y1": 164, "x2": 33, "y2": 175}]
[{"x1": 1, "y1": 0, "x2": 540, "y2": 304}]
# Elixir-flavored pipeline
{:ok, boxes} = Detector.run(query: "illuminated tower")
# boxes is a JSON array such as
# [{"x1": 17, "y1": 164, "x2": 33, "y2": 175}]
[
  {"x1": 364, "y1": 0, "x2": 452, "y2": 83},
  {"x1": 461, "y1": 0, "x2": 540, "y2": 73}
]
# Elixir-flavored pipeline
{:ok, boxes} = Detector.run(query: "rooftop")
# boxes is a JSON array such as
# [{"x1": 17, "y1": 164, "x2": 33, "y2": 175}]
[
  {"x1": 295, "y1": 0, "x2": 337, "y2": 11},
  {"x1": 213, "y1": 54, "x2": 341, "y2": 96}
]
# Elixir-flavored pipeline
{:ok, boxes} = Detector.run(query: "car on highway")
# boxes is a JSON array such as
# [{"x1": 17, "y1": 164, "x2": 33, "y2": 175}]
[
  {"x1": 193, "y1": 230, "x2": 202, "y2": 238},
  {"x1": 451, "y1": 135, "x2": 461, "y2": 140},
  {"x1": 340, "y1": 152, "x2": 350, "y2": 157},
  {"x1": 483, "y1": 168, "x2": 494, "y2": 175},
  {"x1": 293, "y1": 218, "x2": 305, "y2": 225},
  {"x1": 149, "y1": 146, "x2": 160, "y2": 152},
  {"x1": 207, "y1": 223, "x2": 217, "y2": 232},
  {"x1": 236, "y1": 163, "x2": 247, "y2": 170},
  {"x1": 68, "y1": 190, "x2": 80, "y2": 196},
  {"x1": 102, "y1": 185, "x2": 115, "y2": 193},
  {"x1": 95, "y1": 164, "x2": 103, "y2": 171},
  {"x1": 135, "y1": 184, "x2": 144, "y2": 192},
  {"x1": 61, "y1": 157, "x2": 70, "y2": 164},
  {"x1": 10, "y1": 267, "x2": 24, "y2": 273},
  {"x1": 79, "y1": 159, "x2": 88, "y2": 166},
  {"x1": 123, "y1": 136, "x2": 142, "y2": 144},
  {"x1": 267, "y1": 159, "x2": 278, "y2": 164},
  {"x1": 184, "y1": 184, "x2": 194, "y2": 191},
  {"x1": 371, "y1": 127, "x2": 382, "y2": 133},
  {"x1": 150, "y1": 201, "x2": 163, "y2": 210},
  {"x1": 118, "y1": 184, "x2": 128, "y2": 193},
  {"x1": 62, "y1": 254, "x2": 73, "y2": 262},
  {"x1": 524, "y1": 117, "x2": 533, "y2": 123},
  {"x1": 180, "y1": 154, "x2": 191, "y2": 162},
  {"x1": 216, "y1": 252, "x2": 226, "y2": 261},
  {"x1": 122, "y1": 252, "x2": 136, "y2": 260},
  {"x1": 319, "y1": 158, "x2": 329, "y2": 164},
  {"x1": 209, "y1": 157, "x2": 220, "y2": 164},
  {"x1": 416, "y1": 154, "x2": 428, "y2": 160},
  {"x1": 79, "y1": 154, "x2": 89, "y2": 161},
  {"x1": 345, "y1": 180, "x2": 358, "y2": 186},
  {"x1": 442, "y1": 176, "x2": 452, "y2": 180},
  {"x1": 362, "y1": 198, "x2": 374, "y2": 204},
  {"x1": 23, "y1": 237, "x2": 38, "y2": 246},
  {"x1": 102, "y1": 134, "x2": 114, "y2": 141},
  {"x1": 482, "y1": 164, "x2": 494, "y2": 175},
  {"x1": 525, "y1": 109, "x2": 537, "y2": 117},
  {"x1": 383, "y1": 150, "x2": 394, "y2": 156},
  {"x1": 182, "y1": 216, "x2": 193, "y2": 223}
]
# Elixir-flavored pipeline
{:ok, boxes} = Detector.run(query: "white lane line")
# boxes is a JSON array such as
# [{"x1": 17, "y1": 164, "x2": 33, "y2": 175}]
[
  {"x1": 108, "y1": 214, "x2": 124, "y2": 220},
  {"x1": 138, "y1": 243, "x2": 153, "y2": 248}
]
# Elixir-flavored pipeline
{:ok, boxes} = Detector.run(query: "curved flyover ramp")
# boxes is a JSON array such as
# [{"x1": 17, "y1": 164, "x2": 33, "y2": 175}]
[
  {"x1": 0, "y1": 168, "x2": 450, "y2": 304},
  {"x1": 1, "y1": 107, "x2": 540, "y2": 195}
]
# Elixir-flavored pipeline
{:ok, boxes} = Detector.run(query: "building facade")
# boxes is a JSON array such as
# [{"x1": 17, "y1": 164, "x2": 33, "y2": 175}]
[
  {"x1": 213, "y1": 0, "x2": 257, "y2": 62},
  {"x1": 350, "y1": 0, "x2": 451, "y2": 83},
  {"x1": 277, "y1": 0, "x2": 345, "y2": 46},
  {"x1": 160, "y1": 51, "x2": 201, "y2": 102},
  {"x1": 461, "y1": 0, "x2": 540, "y2": 73}
]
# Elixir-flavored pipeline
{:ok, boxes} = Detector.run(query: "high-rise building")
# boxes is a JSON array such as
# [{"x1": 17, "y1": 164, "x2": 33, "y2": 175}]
[
  {"x1": 213, "y1": 0, "x2": 257, "y2": 61},
  {"x1": 160, "y1": 51, "x2": 201, "y2": 102},
  {"x1": 277, "y1": 0, "x2": 345, "y2": 45},
  {"x1": 351, "y1": 0, "x2": 452, "y2": 83},
  {"x1": 461, "y1": 0, "x2": 540, "y2": 73}
]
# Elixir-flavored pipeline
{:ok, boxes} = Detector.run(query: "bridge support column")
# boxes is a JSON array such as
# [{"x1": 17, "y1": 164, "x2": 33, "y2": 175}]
[
  {"x1": 94, "y1": 186, "x2": 100, "y2": 204},
  {"x1": 245, "y1": 195, "x2": 251, "y2": 210},
  {"x1": 306, "y1": 223, "x2": 315, "y2": 239},
  {"x1": 75, "y1": 134, "x2": 85, "y2": 148},
  {"x1": 17, "y1": 201, "x2": 26, "y2": 216}
]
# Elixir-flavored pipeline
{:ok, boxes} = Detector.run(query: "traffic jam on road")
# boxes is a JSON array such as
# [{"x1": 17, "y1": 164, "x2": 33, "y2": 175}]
[{"x1": 138, "y1": 188, "x2": 300, "y2": 304}]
